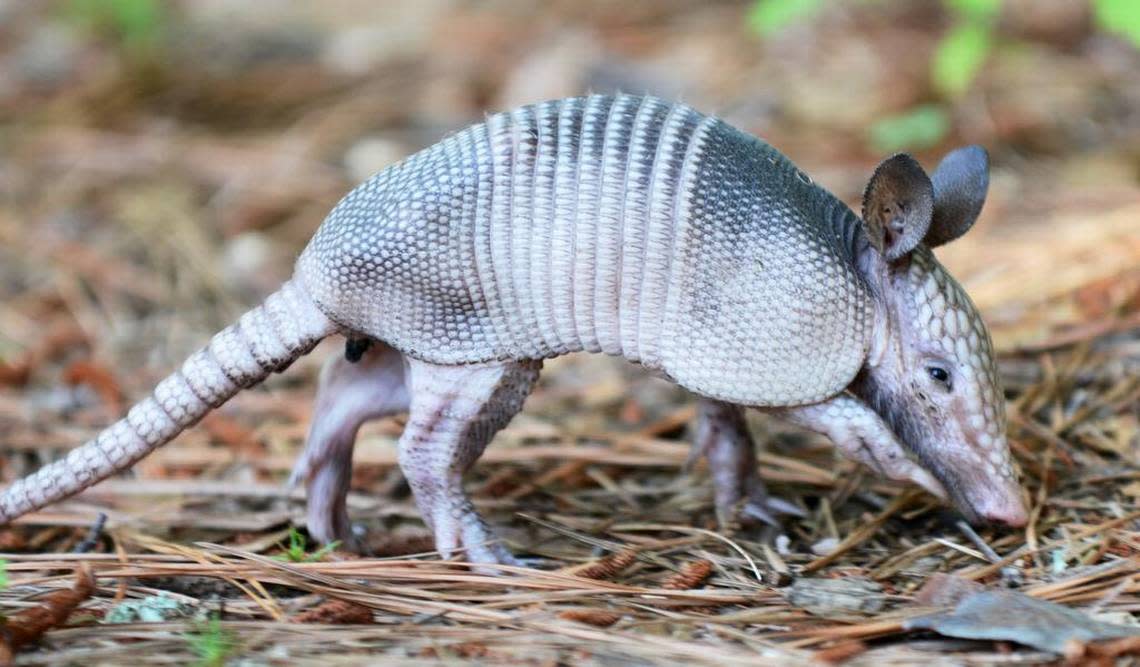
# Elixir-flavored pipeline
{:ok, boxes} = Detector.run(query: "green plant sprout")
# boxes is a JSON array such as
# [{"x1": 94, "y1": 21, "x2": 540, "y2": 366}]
[
  {"x1": 65, "y1": 0, "x2": 165, "y2": 58},
  {"x1": 184, "y1": 615, "x2": 237, "y2": 667},
  {"x1": 870, "y1": 105, "x2": 952, "y2": 153},
  {"x1": 274, "y1": 528, "x2": 340, "y2": 563},
  {"x1": 748, "y1": 0, "x2": 824, "y2": 36},
  {"x1": 1094, "y1": 0, "x2": 1140, "y2": 47}
]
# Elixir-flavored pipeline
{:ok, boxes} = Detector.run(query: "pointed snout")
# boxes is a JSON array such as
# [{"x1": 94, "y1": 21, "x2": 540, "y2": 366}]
[
  {"x1": 942, "y1": 465, "x2": 1028, "y2": 529},
  {"x1": 970, "y1": 490, "x2": 1028, "y2": 528}
]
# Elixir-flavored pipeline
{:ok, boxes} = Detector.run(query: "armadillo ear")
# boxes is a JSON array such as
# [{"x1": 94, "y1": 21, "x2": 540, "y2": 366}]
[
  {"x1": 861, "y1": 153, "x2": 935, "y2": 262},
  {"x1": 926, "y1": 145, "x2": 989, "y2": 247}
]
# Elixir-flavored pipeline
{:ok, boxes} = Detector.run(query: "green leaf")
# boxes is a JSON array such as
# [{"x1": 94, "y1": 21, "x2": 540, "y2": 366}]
[
  {"x1": 869, "y1": 105, "x2": 951, "y2": 153},
  {"x1": 0, "y1": 560, "x2": 7, "y2": 591},
  {"x1": 66, "y1": 0, "x2": 164, "y2": 53},
  {"x1": 747, "y1": 0, "x2": 824, "y2": 37},
  {"x1": 932, "y1": 22, "x2": 993, "y2": 97},
  {"x1": 945, "y1": 0, "x2": 1001, "y2": 21},
  {"x1": 1093, "y1": 0, "x2": 1140, "y2": 48},
  {"x1": 273, "y1": 528, "x2": 340, "y2": 563}
]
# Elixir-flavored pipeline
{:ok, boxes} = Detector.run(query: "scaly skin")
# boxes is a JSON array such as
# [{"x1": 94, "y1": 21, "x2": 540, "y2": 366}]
[
  {"x1": 0, "y1": 280, "x2": 334, "y2": 522},
  {"x1": 397, "y1": 357, "x2": 542, "y2": 566},
  {"x1": 0, "y1": 95, "x2": 1026, "y2": 567}
]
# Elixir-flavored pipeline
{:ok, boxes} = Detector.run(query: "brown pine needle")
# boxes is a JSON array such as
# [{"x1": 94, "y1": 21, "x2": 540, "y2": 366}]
[
  {"x1": 813, "y1": 640, "x2": 869, "y2": 664},
  {"x1": 557, "y1": 609, "x2": 622, "y2": 627},
  {"x1": 292, "y1": 599, "x2": 374, "y2": 625}
]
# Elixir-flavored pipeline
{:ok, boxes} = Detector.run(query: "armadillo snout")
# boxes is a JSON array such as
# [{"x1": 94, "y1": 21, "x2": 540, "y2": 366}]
[{"x1": 973, "y1": 493, "x2": 1029, "y2": 528}]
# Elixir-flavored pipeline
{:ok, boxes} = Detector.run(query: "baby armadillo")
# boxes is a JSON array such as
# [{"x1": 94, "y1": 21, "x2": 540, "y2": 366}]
[{"x1": 0, "y1": 94, "x2": 1027, "y2": 565}]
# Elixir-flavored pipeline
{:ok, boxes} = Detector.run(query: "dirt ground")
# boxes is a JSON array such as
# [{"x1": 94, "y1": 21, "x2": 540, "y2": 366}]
[{"x1": 0, "y1": 1, "x2": 1138, "y2": 664}]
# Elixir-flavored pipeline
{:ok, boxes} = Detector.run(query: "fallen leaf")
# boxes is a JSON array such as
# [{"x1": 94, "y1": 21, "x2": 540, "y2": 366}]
[
  {"x1": 787, "y1": 577, "x2": 884, "y2": 616},
  {"x1": 913, "y1": 573, "x2": 986, "y2": 607},
  {"x1": 904, "y1": 590, "x2": 1140, "y2": 654},
  {"x1": 0, "y1": 564, "x2": 96, "y2": 665}
]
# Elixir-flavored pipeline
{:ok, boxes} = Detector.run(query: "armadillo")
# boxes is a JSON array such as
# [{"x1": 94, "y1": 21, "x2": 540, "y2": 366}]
[{"x1": 0, "y1": 94, "x2": 1027, "y2": 565}]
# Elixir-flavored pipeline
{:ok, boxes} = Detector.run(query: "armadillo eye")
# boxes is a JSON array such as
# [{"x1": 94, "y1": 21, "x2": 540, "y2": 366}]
[{"x1": 927, "y1": 366, "x2": 951, "y2": 388}]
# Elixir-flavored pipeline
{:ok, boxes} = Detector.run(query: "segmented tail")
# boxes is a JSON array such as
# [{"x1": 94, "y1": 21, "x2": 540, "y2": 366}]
[{"x1": 0, "y1": 278, "x2": 337, "y2": 522}]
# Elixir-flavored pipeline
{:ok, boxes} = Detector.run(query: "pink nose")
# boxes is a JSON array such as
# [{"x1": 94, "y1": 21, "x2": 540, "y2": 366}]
[{"x1": 979, "y1": 497, "x2": 1028, "y2": 528}]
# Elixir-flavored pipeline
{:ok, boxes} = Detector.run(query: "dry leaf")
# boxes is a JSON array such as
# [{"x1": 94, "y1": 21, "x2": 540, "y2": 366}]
[
  {"x1": 913, "y1": 573, "x2": 986, "y2": 607},
  {"x1": 905, "y1": 590, "x2": 1140, "y2": 653},
  {"x1": 0, "y1": 564, "x2": 96, "y2": 665}
]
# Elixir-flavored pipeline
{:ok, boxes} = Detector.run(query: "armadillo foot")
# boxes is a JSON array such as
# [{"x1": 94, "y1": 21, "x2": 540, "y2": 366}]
[
  {"x1": 778, "y1": 394, "x2": 949, "y2": 501},
  {"x1": 291, "y1": 342, "x2": 409, "y2": 546},
  {"x1": 397, "y1": 358, "x2": 542, "y2": 568},
  {"x1": 691, "y1": 400, "x2": 804, "y2": 529},
  {"x1": 416, "y1": 488, "x2": 521, "y2": 568}
]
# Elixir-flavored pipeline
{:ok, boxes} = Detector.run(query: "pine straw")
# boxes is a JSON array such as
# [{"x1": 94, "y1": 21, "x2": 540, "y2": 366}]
[
  {"x1": 1, "y1": 316, "x2": 1137, "y2": 664},
  {"x1": 0, "y1": 175, "x2": 1136, "y2": 663},
  {"x1": 0, "y1": 54, "x2": 1137, "y2": 667}
]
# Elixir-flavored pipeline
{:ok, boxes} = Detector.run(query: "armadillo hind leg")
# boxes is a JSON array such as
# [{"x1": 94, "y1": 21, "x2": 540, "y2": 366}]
[
  {"x1": 290, "y1": 342, "x2": 409, "y2": 546},
  {"x1": 690, "y1": 400, "x2": 806, "y2": 528},
  {"x1": 776, "y1": 395, "x2": 949, "y2": 501},
  {"x1": 397, "y1": 358, "x2": 542, "y2": 567}
]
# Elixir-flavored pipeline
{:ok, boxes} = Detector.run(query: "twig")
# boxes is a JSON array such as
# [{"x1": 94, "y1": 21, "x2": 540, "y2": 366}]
[
  {"x1": 802, "y1": 492, "x2": 916, "y2": 574},
  {"x1": 956, "y1": 519, "x2": 1021, "y2": 585},
  {"x1": 71, "y1": 513, "x2": 107, "y2": 555}
]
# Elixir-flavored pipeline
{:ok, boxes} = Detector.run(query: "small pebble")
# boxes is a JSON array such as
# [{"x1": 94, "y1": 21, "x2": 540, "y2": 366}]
[{"x1": 811, "y1": 537, "x2": 840, "y2": 556}]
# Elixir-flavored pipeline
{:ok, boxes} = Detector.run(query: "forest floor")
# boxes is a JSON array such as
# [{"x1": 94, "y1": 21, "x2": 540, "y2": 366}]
[{"x1": 0, "y1": 2, "x2": 1138, "y2": 664}]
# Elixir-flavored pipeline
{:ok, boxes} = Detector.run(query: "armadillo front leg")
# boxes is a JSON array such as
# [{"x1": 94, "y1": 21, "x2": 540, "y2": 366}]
[
  {"x1": 290, "y1": 342, "x2": 409, "y2": 546},
  {"x1": 691, "y1": 400, "x2": 804, "y2": 528},
  {"x1": 398, "y1": 358, "x2": 541, "y2": 566},
  {"x1": 776, "y1": 394, "x2": 949, "y2": 500}
]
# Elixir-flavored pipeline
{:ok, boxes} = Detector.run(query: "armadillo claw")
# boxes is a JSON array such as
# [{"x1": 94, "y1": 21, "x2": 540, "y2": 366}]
[
  {"x1": 461, "y1": 521, "x2": 521, "y2": 569},
  {"x1": 424, "y1": 493, "x2": 519, "y2": 569},
  {"x1": 692, "y1": 399, "x2": 804, "y2": 530},
  {"x1": 739, "y1": 492, "x2": 807, "y2": 527}
]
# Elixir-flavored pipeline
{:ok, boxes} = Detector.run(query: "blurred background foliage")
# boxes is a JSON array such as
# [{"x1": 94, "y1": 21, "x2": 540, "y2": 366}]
[
  {"x1": 5, "y1": 0, "x2": 1133, "y2": 166},
  {"x1": 64, "y1": 0, "x2": 166, "y2": 59},
  {"x1": 6, "y1": 1, "x2": 1138, "y2": 156},
  {"x1": 751, "y1": 0, "x2": 1140, "y2": 151}
]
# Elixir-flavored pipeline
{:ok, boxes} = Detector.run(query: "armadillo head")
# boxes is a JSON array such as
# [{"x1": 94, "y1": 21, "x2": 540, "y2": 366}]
[{"x1": 851, "y1": 146, "x2": 1027, "y2": 527}]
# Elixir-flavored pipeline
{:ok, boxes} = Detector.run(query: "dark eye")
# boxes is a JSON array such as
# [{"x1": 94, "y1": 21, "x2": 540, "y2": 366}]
[{"x1": 927, "y1": 366, "x2": 951, "y2": 387}]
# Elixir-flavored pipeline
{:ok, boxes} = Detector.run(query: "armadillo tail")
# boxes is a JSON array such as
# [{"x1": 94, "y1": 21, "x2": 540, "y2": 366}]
[{"x1": 0, "y1": 278, "x2": 337, "y2": 523}]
